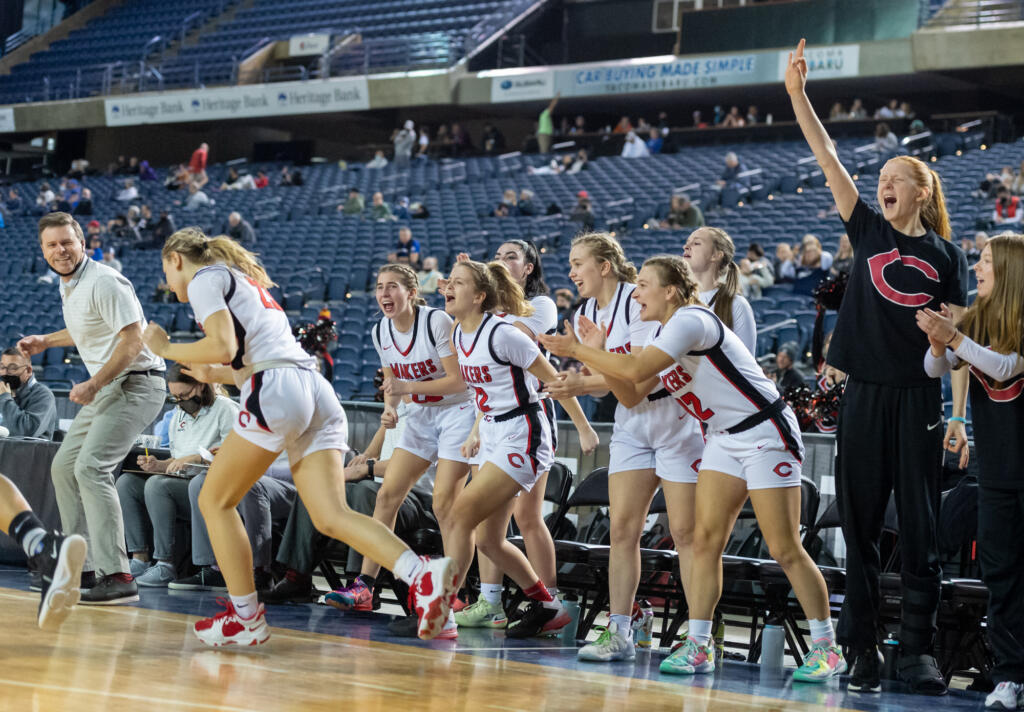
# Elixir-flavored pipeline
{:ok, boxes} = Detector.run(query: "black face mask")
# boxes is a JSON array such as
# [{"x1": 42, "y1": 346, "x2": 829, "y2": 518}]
[
  {"x1": 1, "y1": 374, "x2": 21, "y2": 392},
  {"x1": 178, "y1": 396, "x2": 203, "y2": 416}
]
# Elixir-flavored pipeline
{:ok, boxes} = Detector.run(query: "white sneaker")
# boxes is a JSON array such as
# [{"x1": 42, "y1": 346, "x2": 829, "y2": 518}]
[
  {"x1": 986, "y1": 681, "x2": 1024, "y2": 710},
  {"x1": 193, "y1": 599, "x2": 270, "y2": 647},
  {"x1": 409, "y1": 556, "x2": 458, "y2": 640},
  {"x1": 577, "y1": 622, "x2": 636, "y2": 662}
]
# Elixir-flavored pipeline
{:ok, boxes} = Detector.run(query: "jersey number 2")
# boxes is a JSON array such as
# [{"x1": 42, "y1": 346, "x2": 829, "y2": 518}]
[
  {"x1": 245, "y1": 277, "x2": 283, "y2": 312},
  {"x1": 677, "y1": 392, "x2": 715, "y2": 422},
  {"x1": 473, "y1": 387, "x2": 491, "y2": 412}
]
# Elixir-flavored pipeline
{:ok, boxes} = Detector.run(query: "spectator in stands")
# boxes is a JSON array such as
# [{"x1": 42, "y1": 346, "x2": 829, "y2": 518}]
[
  {"x1": 775, "y1": 242, "x2": 796, "y2": 283},
  {"x1": 974, "y1": 231, "x2": 990, "y2": 260},
  {"x1": 165, "y1": 164, "x2": 189, "y2": 191},
  {"x1": 795, "y1": 233, "x2": 833, "y2": 276},
  {"x1": 340, "y1": 188, "x2": 365, "y2": 216},
  {"x1": 554, "y1": 288, "x2": 576, "y2": 324},
  {"x1": 387, "y1": 226, "x2": 420, "y2": 265},
  {"x1": 102, "y1": 248, "x2": 122, "y2": 274},
  {"x1": 773, "y1": 342, "x2": 805, "y2": 392},
  {"x1": 279, "y1": 166, "x2": 303, "y2": 186},
  {"x1": 88, "y1": 235, "x2": 103, "y2": 261},
  {"x1": 518, "y1": 189, "x2": 538, "y2": 216},
  {"x1": 721, "y1": 105, "x2": 745, "y2": 128},
  {"x1": 746, "y1": 105, "x2": 760, "y2": 125},
  {"x1": 188, "y1": 142, "x2": 209, "y2": 186},
  {"x1": 848, "y1": 98, "x2": 866, "y2": 119},
  {"x1": 4, "y1": 188, "x2": 23, "y2": 216},
  {"x1": 874, "y1": 99, "x2": 899, "y2": 119},
  {"x1": 645, "y1": 128, "x2": 663, "y2": 155},
  {"x1": 21, "y1": 212, "x2": 166, "y2": 604},
  {"x1": 409, "y1": 200, "x2": 430, "y2": 219},
  {"x1": 125, "y1": 157, "x2": 140, "y2": 175},
  {"x1": 621, "y1": 131, "x2": 650, "y2": 158},
  {"x1": 61, "y1": 179, "x2": 81, "y2": 211},
  {"x1": 570, "y1": 191, "x2": 595, "y2": 230},
  {"x1": 417, "y1": 256, "x2": 442, "y2": 294},
  {"x1": 67, "y1": 157, "x2": 89, "y2": 179},
  {"x1": 366, "y1": 151, "x2": 389, "y2": 169},
  {"x1": 717, "y1": 152, "x2": 749, "y2": 188},
  {"x1": 0, "y1": 347, "x2": 57, "y2": 439},
  {"x1": 220, "y1": 167, "x2": 256, "y2": 190},
  {"x1": 368, "y1": 192, "x2": 396, "y2": 222},
  {"x1": 393, "y1": 120, "x2": 416, "y2": 167},
  {"x1": 109, "y1": 155, "x2": 128, "y2": 175},
  {"x1": 253, "y1": 170, "x2": 269, "y2": 189},
  {"x1": 993, "y1": 185, "x2": 1022, "y2": 226},
  {"x1": 537, "y1": 94, "x2": 560, "y2": 153},
  {"x1": 831, "y1": 233, "x2": 854, "y2": 275},
  {"x1": 959, "y1": 236, "x2": 978, "y2": 263},
  {"x1": 738, "y1": 244, "x2": 775, "y2": 299},
  {"x1": 482, "y1": 123, "x2": 506, "y2": 155},
  {"x1": 569, "y1": 148, "x2": 589, "y2": 174},
  {"x1": 116, "y1": 179, "x2": 139, "y2": 203},
  {"x1": 178, "y1": 182, "x2": 211, "y2": 211},
  {"x1": 451, "y1": 122, "x2": 473, "y2": 156},
  {"x1": 612, "y1": 116, "x2": 632, "y2": 134},
  {"x1": 494, "y1": 189, "x2": 517, "y2": 217},
  {"x1": 138, "y1": 160, "x2": 158, "y2": 182},
  {"x1": 73, "y1": 188, "x2": 93, "y2": 216},
  {"x1": 569, "y1": 115, "x2": 586, "y2": 135},
  {"x1": 417, "y1": 127, "x2": 430, "y2": 158},
  {"x1": 659, "y1": 193, "x2": 704, "y2": 229},
  {"x1": 1011, "y1": 160, "x2": 1024, "y2": 195},
  {"x1": 899, "y1": 102, "x2": 914, "y2": 119},
  {"x1": 227, "y1": 212, "x2": 256, "y2": 244},
  {"x1": 829, "y1": 102, "x2": 846, "y2": 120},
  {"x1": 874, "y1": 123, "x2": 899, "y2": 154},
  {"x1": 433, "y1": 124, "x2": 452, "y2": 157},
  {"x1": 35, "y1": 183, "x2": 55, "y2": 214},
  {"x1": 145, "y1": 210, "x2": 176, "y2": 249}
]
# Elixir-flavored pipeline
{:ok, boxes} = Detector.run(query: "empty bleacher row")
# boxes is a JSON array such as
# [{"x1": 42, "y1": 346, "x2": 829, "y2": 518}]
[{"x1": 1, "y1": 133, "x2": 1021, "y2": 406}]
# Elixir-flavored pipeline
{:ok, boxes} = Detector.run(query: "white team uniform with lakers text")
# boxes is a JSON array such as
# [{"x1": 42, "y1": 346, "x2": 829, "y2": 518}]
[
  {"x1": 650, "y1": 306, "x2": 804, "y2": 490},
  {"x1": 574, "y1": 282, "x2": 701, "y2": 481},
  {"x1": 188, "y1": 264, "x2": 346, "y2": 465},
  {"x1": 454, "y1": 313, "x2": 553, "y2": 490},
  {"x1": 372, "y1": 306, "x2": 474, "y2": 463},
  {"x1": 499, "y1": 294, "x2": 559, "y2": 450}
]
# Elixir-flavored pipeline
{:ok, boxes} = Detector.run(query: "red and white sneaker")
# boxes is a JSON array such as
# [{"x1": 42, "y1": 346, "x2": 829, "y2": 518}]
[
  {"x1": 193, "y1": 598, "x2": 271, "y2": 647},
  {"x1": 408, "y1": 556, "x2": 458, "y2": 640}
]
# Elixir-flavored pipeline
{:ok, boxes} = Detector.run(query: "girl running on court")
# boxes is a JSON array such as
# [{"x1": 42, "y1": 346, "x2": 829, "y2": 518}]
[
  {"x1": 541, "y1": 254, "x2": 845, "y2": 682},
  {"x1": 545, "y1": 232, "x2": 705, "y2": 662},
  {"x1": 682, "y1": 227, "x2": 757, "y2": 352},
  {"x1": 456, "y1": 241, "x2": 599, "y2": 637},
  {"x1": 788, "y1": 37, "x2": 968, "y2": 695},
  {"x1": 324, "y1": 263, "x2": 474, "y2": 618},
  {"x1": 919, "y1": 234, "x2": 1024, "y2": 710},
  {"x1": 142, "y1": 229, "x2": 457, "y2": 645}
]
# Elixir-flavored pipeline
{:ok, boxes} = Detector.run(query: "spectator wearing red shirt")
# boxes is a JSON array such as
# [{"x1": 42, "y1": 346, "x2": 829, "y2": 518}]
[
  {"x1": 253, "y1": 170, "x2": 269, "y2": 189},
  {"x1": 994, "y1": 185, "x2": 1022, "y2": 227},
  {"x1": 188, "y1": 143, "x2": 209, "y2": 189}
]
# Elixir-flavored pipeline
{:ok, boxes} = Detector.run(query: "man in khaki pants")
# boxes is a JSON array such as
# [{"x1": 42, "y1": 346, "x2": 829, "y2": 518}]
[{"x1": 19, "y1": 212, "x2": 165, "y2": 605}]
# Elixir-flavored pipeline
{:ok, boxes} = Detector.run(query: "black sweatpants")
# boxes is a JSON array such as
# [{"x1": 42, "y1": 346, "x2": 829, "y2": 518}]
[
  {"x1": 835, "y1": 379, "x2": 944, "y2": 654},
  {"x1": 978, "y1": 486, "x2": 1024, "y2": 684}
]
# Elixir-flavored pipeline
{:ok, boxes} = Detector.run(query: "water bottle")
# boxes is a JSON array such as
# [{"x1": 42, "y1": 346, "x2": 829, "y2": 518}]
[
  {"x1": 761, "y1": 622, "x2": 785, "y2": 671},
  {"x1": 766, "y1": 113, "x2": 774, "y2": 125},
  {"x1": 560, "y1": 594, "x2": 581, "y2": 644},
  {"x1": 632, "y1": 599, "x2": 655, "y2": 648},
  {"x1": 881, "y1": 633, "x2": 899, "y2": 680}
]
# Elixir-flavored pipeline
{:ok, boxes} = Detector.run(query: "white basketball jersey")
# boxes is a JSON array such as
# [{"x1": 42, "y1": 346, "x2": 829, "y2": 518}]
[
  {"x1": 498, "y1": 295, "x2": 558, "y2": 389},
  {"x1": 650, "y1": 306, "x2": 796, "y2": 441},
  {"x1": 372, "y1": 306, "x2": 469, "y2": 406},
  {"x1": 454, "y1": 312, "x2": 542, "y2": 415},
  {"x1": 188, "y1": 264, "x2": 315, "y2": 371},
  {"x1": 573, "y1": 282, "x2": 655, "y2": 356}
]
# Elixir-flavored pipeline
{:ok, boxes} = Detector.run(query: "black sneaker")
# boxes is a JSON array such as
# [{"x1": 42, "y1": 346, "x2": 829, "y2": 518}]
[
  {"x1": 848, "y1": 646, "x2": 883, "y2": 693},
  {"x1": 168, "y1": 567, "x2": 228, "y2": 591},
  {"x1": 259, "y1": 573, "x2": 314, "y2": 604},
  {"x1": 79, "y1": 573, "x2": 139, "y2": 606},
  {"x1": 387, "y1": 614, "x2": 419, "y2": 638},
  {"x1": 254, "y1": 568, "x2": 274, "y2": 593},
  {"x1": 29, "y1": 531, "x2": 87, "y2": 629},
  {"x1": 81, "y1": 570, "x2": 97, "y2": 589},
  {"x1": 29, "y1": 569, "x2": 42, "y2": 592},
  {"x1": 506, "y1": 601, "x2": 571, "y2": 639}
]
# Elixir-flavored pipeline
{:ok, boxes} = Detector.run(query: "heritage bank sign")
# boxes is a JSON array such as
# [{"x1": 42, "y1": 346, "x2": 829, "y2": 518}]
[{"x1": 104, "y1": 76, "x2": 369, "y2": 126}]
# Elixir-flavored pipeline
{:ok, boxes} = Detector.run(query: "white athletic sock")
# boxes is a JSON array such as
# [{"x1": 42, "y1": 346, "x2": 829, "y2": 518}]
[
  {"x1": 231, "y1": 592, "x2": 260, "y2": 621},
  {"x1": 393, "y1": 550, "x2": 425, "y2": 585},
  {"x1": 809, "y1": 618, "x2": 835, "y2": 644},
  {"x1": 480, "y1": 582, "x2": 503, "y2": 605},
  {"x1": 688, "y1": 619, "x2": 713, "y2": 645},
  {"x1": 22, "y1": 527, "x2": 46, "y2": 558},
  {"x1": 444, "y1": 610, "x2": 457, "y2": 629},
  {"x1": 610, "y1": 614, "x2": 632, "y2": 642}
]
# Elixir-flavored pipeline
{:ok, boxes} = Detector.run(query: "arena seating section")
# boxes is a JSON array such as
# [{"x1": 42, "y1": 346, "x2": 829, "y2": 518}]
[
  {"x1": 1, "y1": 133, "x2": 1018, "y2": 421},
  {"x1": 0, "y1": 0, "x2": 535, "y2": 104}
]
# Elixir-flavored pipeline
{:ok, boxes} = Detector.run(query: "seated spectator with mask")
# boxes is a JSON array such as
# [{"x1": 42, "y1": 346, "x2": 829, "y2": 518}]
[
  {"x1": 659, "y1": 193, "x2": 704, "y2": 229},
  {"x1": 0, "y1": 347, "x2": 57, "y2": 438},
  {"x1": 773, "y1": 342, "x2": 805, "y2": 392},
  {"x1": 118, "y1": 364, "x2": 295, "y2": 590}
]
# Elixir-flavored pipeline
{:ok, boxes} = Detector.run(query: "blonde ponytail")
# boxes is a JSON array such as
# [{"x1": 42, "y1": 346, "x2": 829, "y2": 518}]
[
  {"x1": 162, "y1": 228, "x2": 276, "y2": 288},
  {"x1": 694, "y1": 226, "x2": 739, "y2": 328},
  {"x1": 455, "y1": 260, "x2": 535, "y2": 316},
  {"x1": 642, "y1": 254, "x2": 700, "y2": 308},
  {"x1": 571, "y1": 231, "x2": 638, "y2": 283}
]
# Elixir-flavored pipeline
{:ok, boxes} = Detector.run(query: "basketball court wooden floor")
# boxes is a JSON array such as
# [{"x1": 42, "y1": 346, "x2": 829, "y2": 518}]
[{"x1": 0, "y1": 568, "x2": 986, "y2": 712}]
